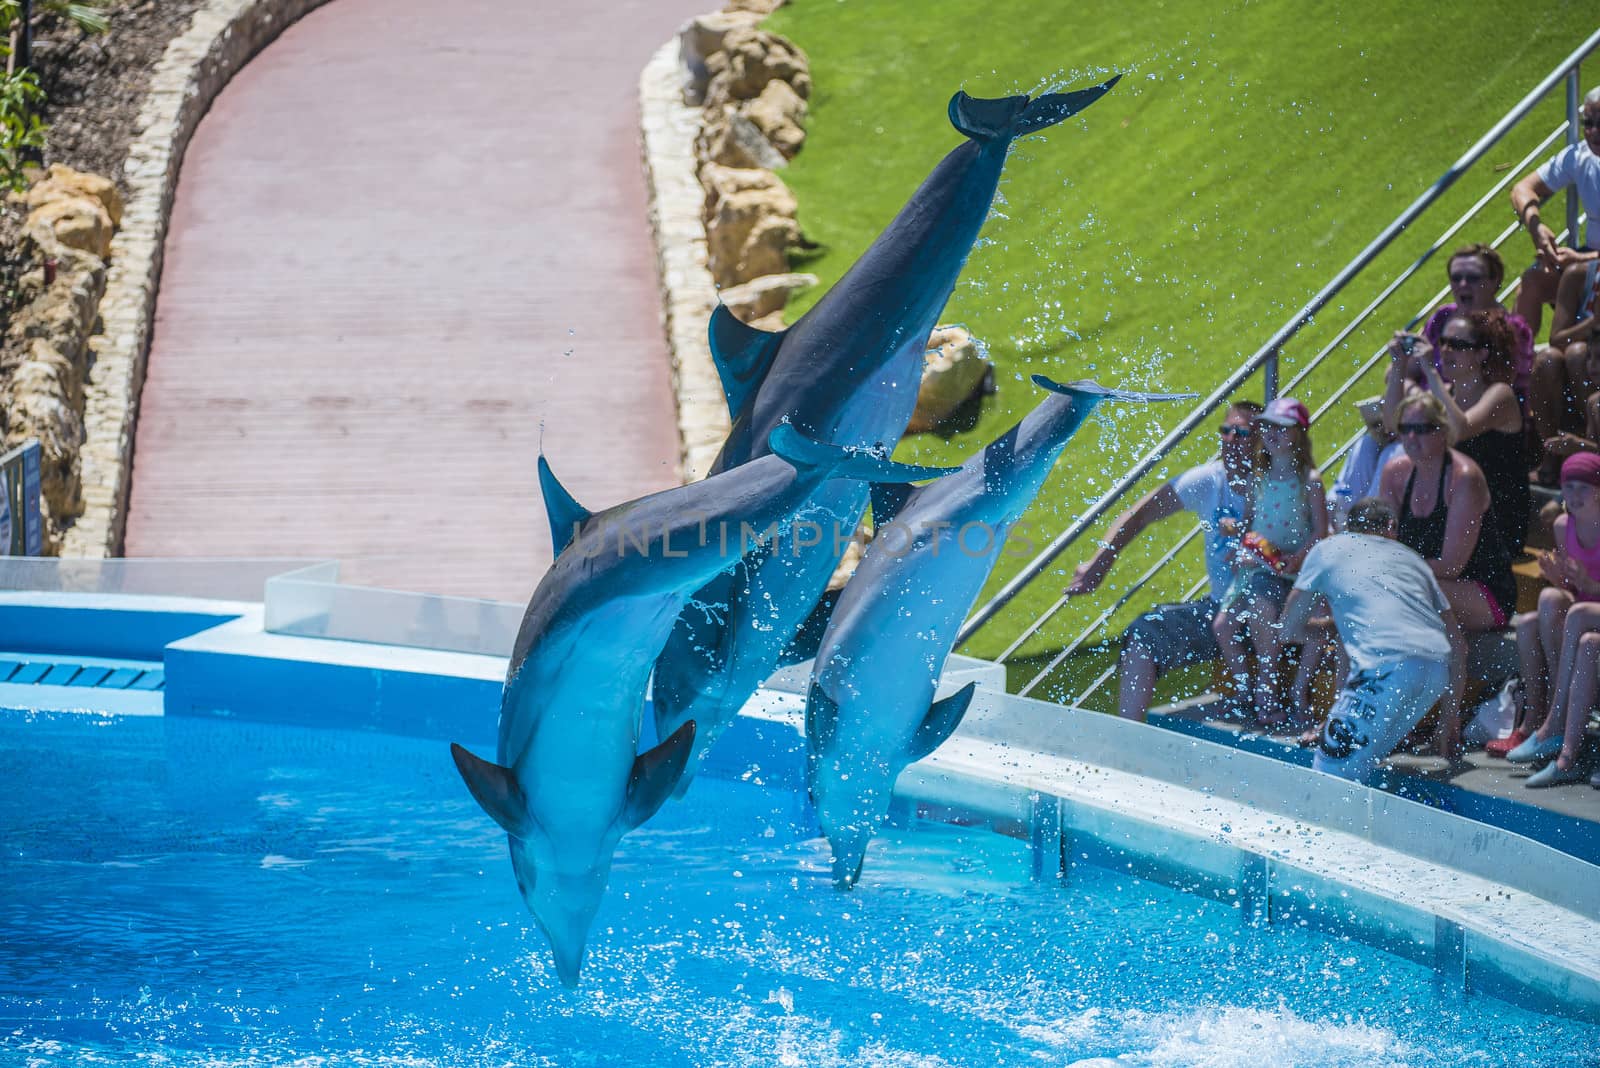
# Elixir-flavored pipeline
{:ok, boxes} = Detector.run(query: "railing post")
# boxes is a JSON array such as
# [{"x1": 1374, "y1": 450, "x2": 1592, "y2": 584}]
[
  {"x1": 1262, "y1": 347, "x2": 1280, "y2": 403},
  {"x1": 17, "y1": 0, "x2": 32, "y2": 70},
  {"x1": 1569, "y1": 67, "x2": 1583, "y2": 247}
]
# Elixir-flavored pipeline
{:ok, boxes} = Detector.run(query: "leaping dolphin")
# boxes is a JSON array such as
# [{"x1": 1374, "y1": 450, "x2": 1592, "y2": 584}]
[
  {"x1": 449, "y1": 426, "x2": 954, "y2": 986},
  {"x1": 654, "y1": 78, "x2": 1122, "y2": 794},
  {"x1": 806, "y1": 377, "x2": 1190, "y2": 887}
]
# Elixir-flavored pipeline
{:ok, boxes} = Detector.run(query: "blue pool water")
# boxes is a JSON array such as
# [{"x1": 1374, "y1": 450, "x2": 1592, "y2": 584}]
[{"x1": 2, "y1": 709, "x2": 1596, "y2": 1067}]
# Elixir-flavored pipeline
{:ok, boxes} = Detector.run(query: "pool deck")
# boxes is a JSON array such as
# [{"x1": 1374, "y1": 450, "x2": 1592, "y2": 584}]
[{"x1": 122, "y1": 0, "x2": 709, "y2": 602}]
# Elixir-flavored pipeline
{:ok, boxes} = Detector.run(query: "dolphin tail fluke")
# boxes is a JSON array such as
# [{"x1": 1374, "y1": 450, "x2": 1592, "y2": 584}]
[
  {"x1": 450, "y1": 743, "x2": 534, "y2": 839},
  {"x1": 709, "y1": 303, "x2": 787, "y2": 418},
  {"x1": 623, "y1": 720, "x2": 698, "y2": 827},
  {"x1": 538, "y1": 455, "x2": 591, "y2": 554},
  {"x1": 905, "y1": 682, "x2": 977, "y2": 763},
  {"x1": 948, "y1": 76, "x2": 1119, "y2": 142},
  {"x1": 1030, "y1": 374, "x2": 1196, "y2": 403},
  {"x1": 769, "y1": 424, "x2": 957, "y2": 484}
]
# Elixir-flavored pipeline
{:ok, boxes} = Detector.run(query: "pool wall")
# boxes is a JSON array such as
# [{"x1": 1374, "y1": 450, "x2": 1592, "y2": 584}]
[{"x1": 5, "y1": 587, "x2": 1599, "y2": 1023}]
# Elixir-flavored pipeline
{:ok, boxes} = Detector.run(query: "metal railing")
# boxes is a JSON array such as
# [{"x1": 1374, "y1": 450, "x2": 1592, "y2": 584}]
[{"x1": 957, "y1": 26, "x2": 1600, "y2": 700}]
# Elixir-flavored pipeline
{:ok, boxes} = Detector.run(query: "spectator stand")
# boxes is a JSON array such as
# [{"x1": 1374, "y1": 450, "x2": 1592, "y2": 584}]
[{"x1": 953, "y1": 31, "x2": 1600, "y2": 855}]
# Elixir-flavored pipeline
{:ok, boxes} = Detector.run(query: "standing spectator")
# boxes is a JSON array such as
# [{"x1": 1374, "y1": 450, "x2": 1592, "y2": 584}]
[
  {"x1": 1503, "y1": 452, "x2": 1600, "y2": 760},
  {"x1": 1507, "y1": 452, "x2": 1600, "y2": 786},
  {"x1": 1509, "y1": 87, "x2": 1600, "y2": 340},
  {"x1": 1272, "y1": 497, "x2": 1463, "y2": 785},
  {"x1": 1213, "y1": 397, "x2": 1327, "y2": 727},
  {"x1": 1386, "y1": 313, "x2": 1530, "y2": 553},
  {"x1": 1418, "y1": 245, "x2": 1536, "y2": 402},
  {"x1": 1065, "y1": 401, "x2": 1262, "y2": 722}
]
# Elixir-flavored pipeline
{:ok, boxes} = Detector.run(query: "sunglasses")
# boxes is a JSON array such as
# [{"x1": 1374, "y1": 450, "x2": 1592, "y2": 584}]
[
  {"x1": 1584, "y1": 117, "x2": 1600, "y2": 129},
  {"x1": 1398, "y1": 422, "x2": 1443, "y2": 436},
  {"x1": 1448, "y1": 272, "x2": 1487, "y2": 285},
  {"x1": 1438, "y1": 335, "x2": 1483, "y2": 351},
  {"x1": 1219, "y1": 425, "x2": 1253, "y2": 440}
]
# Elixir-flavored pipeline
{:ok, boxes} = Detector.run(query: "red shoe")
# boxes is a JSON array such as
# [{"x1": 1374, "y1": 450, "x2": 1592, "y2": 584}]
[{"x1": 1485, "y1": 729, "x2": 1530, "y2": 758}]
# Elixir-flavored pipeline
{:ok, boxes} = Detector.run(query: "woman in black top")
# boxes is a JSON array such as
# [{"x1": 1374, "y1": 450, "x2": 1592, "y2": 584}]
[
  {"x1": 1384, "y1": 309, "x2": 1530, "y2": 554},
  {"x1": 1378, "y1": 391, "x2": 1517, "y2": 632}
]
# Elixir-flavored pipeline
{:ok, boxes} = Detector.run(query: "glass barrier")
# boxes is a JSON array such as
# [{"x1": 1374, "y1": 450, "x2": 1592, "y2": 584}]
[
  {"x1": 264, "y1": 563, "x2": 522, "y2": 658},
  {"x1": 0, "y1": 557, "x2": 317, "y2": 601}
]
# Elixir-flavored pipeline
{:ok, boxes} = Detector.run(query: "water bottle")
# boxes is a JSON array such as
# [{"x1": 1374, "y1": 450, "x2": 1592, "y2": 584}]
[{"x1": 1330, "y1": 485, "x2": 1354, "y2": 533}]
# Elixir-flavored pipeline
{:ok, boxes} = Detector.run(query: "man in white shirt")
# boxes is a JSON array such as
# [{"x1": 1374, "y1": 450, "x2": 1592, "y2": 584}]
[
  {"x1": 1274, "y1": 497, "x2": 1465, "y2": 784},
  {"x1": 1511, "y1": 86, "x2": 1600, "y2": 339},
  {"x1": 1066, "y1": 401, "x2": 1261, "y2": 721}
]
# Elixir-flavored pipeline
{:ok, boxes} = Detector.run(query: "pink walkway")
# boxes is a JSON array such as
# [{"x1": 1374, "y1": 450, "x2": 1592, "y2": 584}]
[{"x1": 124, "y1": 0, "x2": 707, "y2": 602}]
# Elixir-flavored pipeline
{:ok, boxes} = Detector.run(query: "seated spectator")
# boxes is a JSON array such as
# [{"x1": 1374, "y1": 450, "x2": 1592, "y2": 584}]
[
  {"x1": 1510, "y1": 87, "x2": 1600, "y2": 340},
  {"x1": 1531, "y1": 259, "x2": 1600, "y2": 476},
  {"x1": 1328, "y1": 396, "x2": 1401, "y2": 528},
  {"x1": 1213, "y1": 397, "x2": 1327, "y2": 726},
  {"x1": 1385, "y1": 312, "x2": 1530, "y2": 553},
  {"x1": 1416, "y1": 244, "x2": 1535, "y2": 403},
  {"x1": 1271, "y1": 497, "x2": 1463, "y2": 784},
  {"x1": 1377, "y1": 391, "x2": 1514, "y2": 757},
  {"x1": 1506, "y1": 452, "x2": 1600, "y2": 787},
  {"x1": 1065, "y1": 401, "x2": 1262, "y2": 722}
]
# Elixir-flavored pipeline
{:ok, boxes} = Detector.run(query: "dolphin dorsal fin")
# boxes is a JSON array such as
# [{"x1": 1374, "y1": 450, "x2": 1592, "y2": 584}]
[
  {"x1": 709, "y1": 304, "x2": 786, "y2": 416},
  {"x1": 870, "y1": 482, "x2": 916, "y2": 528},
  {"x1": 623, "y1": 720, "x2": 697, "y2": 828},
  {"x1": 450, "y1": 743, "x2": 534, "y2": 839},
  {"x1": 538, "y1": 455, "x2": 591, "y2": 554},
  {"x1": 905, "y1": 682, "x2": 976, "y2": 763}
]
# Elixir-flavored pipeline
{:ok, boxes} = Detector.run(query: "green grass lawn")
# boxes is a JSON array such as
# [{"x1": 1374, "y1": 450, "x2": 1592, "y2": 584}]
[{"x1": 764, "y1": 0, "x2": 1596, "y2": 706}]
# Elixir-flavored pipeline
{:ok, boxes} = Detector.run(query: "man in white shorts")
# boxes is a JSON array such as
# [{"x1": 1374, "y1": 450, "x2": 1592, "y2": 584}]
[{"x1": 1272, "y1": 497, "x2": 1464, "y2": 784}]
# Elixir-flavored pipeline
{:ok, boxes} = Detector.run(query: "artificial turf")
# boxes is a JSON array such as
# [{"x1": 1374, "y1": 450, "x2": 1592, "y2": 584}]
[{"x1": 763, "y1": 0, "x2": 1597, "y2": 706}]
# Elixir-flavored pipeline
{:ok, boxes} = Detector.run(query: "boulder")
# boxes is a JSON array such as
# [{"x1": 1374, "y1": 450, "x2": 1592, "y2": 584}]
[
  {"x1": 724, "y1": 0, "x2": 786, "y2": 14},
  {"x1": 698, "y1": 109, "x2": 787, "y2": 172},
  {"x1": 825, "y1": 520, "x2": 873, "y2": 593},
  {"x1": 906, "y1": 326, "x2": 993, "y2": 434},
  {"x1": 704, "y1": 27, "x2": 811, "y2": 107},
  {"x1": 25, "y1": 195, "x2": 115, "y2": 259},
  {"x1": 7, "y1": 339, "x2": 85, "y2": 531},
  {"x1": 702, "y1": 168, "x2": 800, "y2": 287},
  {"x1": 717, "y1": 271, "x2": 816, "y2": 323},
  {"x1": 15, "y1": 163, "x2": 123, "y2": 227},
  {"x1": 743, "y1": 77, "x2": 807, "y2": 158},
  {"x1": 700, "y1": 163, "x2": 790, "y2": 219},
  {"x1": 678, "y1": 10, "x2": 762, "y2": 104}
]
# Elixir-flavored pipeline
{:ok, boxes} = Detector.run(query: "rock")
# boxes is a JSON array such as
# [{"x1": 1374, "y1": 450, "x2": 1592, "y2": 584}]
[
  {"x1": 906, "y1": 326, "x2": 993, "y2": 434},
  {"x1": 7, "y1": 340, "x2": 85, "y2": 530},
  {"x1": 25, "y1": 196, "x2": 115, "y2": 259},
  {"x1": 717, "y1": 271, "x2": 816, "y2": 322},
  {"x1": 22, "y1": 164, "x2": 124, "y2": 227},
  {"x1": 825, "y1": 520, "x2": 873, "y2": 592},
  {"x1": 747, "y1": 309, "x2": 788, "y2": 332},
  {"x1": 698, "y1": 109, "x2": 788, "y2": 171},
  {"x1": 678, "y1": 10, "x2": 762, "y2": 104},
  {"x1": 706, "y1": 27, "x2": 811, "y2": 106},
  {"x1": 701, "y1": 166, "x2": 800, "y2": 288},
  {"x1": 724, "y1": 0, "x2": 786, "y2": 14},
  {"x1": 743, "y1": 77, "x2": 807, "y2": 158}
]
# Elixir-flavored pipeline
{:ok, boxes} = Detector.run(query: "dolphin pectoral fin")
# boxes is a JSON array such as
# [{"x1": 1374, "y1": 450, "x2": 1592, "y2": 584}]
[
  {"x1": 768, "y1": 425, "x2": 958, "y2": 483},
  {"x1": 948, "y1": 77, "x2": 1119, "y2": 142},
  {"x1": 538, "y1": 455, "x2": 591, "y2": 554},
  {"x1": 905, "y1": 682, "x2": 977, "y2": 763},
  {"x1": 709, "y1": 303, "x2": 787, "y2": 417},
  {"x1": 869, "y1": 482, "x2": 915, "y2": 528},
  {"x1": 623, "y1": 720, "x2": 697, "y2": 829},
  {"x1": 1030, "y1": 375, "x2": 1197, "y2": 403},
  {"x1": 450, "y1": 743, "x2": 533, "y2": 839}
]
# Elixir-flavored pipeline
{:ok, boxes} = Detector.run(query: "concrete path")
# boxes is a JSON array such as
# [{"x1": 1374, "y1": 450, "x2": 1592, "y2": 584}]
[{"x1": 124, "y1": 0, "x2": 708, "y2": 602}]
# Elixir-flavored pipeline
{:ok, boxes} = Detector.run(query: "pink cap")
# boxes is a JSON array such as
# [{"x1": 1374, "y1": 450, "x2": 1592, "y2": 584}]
[
  {"x1": 1259, "y1": 397, "x2": 1310, "y2": 429},
  {"x1": 1560, "y1": 451, "x2": 1600, "y2": 488}
]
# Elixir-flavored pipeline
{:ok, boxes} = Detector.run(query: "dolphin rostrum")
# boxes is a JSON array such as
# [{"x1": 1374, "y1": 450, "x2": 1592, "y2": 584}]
[
  {"x1": 806, "y1": 377, "x2": 1191, "y2": 887},
  {"x1": 654, "y1": 78, "x2": 1122, "y2": 794},
  {"x1": 449, "y1": 426, "x2": 954, "y2": 985}
]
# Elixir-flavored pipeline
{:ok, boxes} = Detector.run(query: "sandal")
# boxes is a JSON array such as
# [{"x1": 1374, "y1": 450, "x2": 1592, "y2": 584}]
[{"x1": 1485, "y1": 729, "x2": 1531, "y2": 758}]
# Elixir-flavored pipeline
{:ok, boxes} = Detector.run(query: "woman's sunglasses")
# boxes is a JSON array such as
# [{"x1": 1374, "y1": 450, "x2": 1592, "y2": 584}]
[
  {"x1": 1438, "y1": 335, "x2": 1483, "y2": 351},
  {"x1": 1218, "y1": 425, "x2": 1253, "y2": 441},
  {"x1": 1397, "y1": 422, "x2": 1443, "y2": 436}
]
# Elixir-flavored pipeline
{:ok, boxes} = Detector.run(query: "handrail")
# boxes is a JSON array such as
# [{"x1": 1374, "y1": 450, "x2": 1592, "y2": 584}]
[{"x1": 956, "y1": 26, "x2": 1600, "y2": 652}]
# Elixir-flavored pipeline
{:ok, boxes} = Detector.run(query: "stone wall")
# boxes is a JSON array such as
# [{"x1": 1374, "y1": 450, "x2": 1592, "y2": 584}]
[{"x1": 62, "y1": 0, "x2": 339, "y2": 558}]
